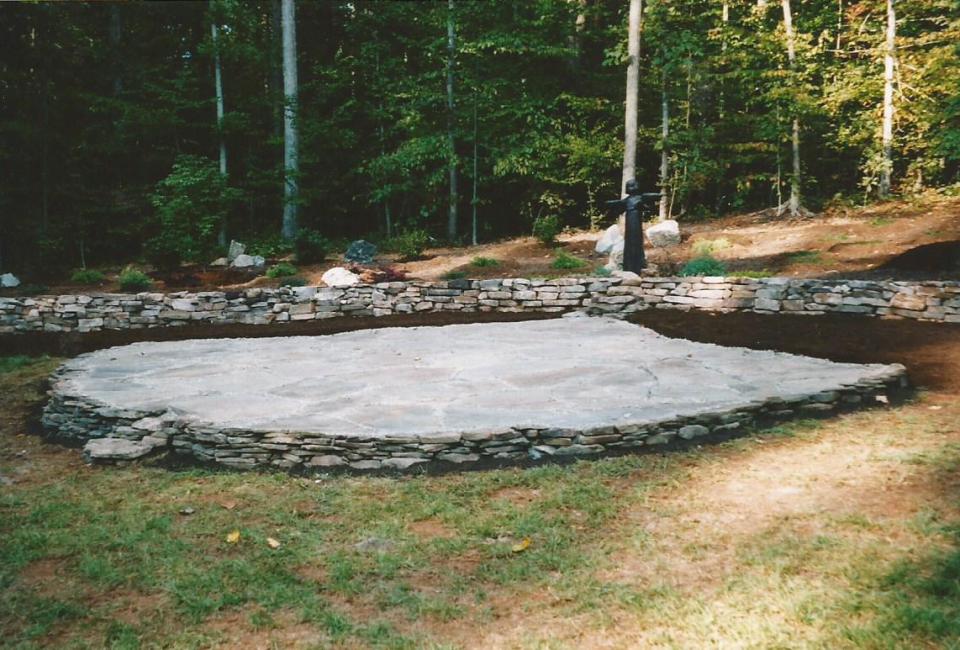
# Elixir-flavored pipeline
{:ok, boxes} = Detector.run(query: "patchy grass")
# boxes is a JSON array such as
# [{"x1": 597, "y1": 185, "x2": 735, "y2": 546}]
[
  {"x1": 470, "y1": 256, "x2": 500, "y2": 268},
  {"x1": 787, "y1": 250, "x2": 825, "y2": 265},
  {"x1": 2, "y1": 352, "x2": 960, "y2": 647},
  {"x1": 691, "y1": 237, "x2": 731, "y2": 256},
  {"x1": 0, "y1": 355, "x2": 48, "y2": 374},
  {"x1": 550, "y1": 251, "x2": 588, "y2": 270}
]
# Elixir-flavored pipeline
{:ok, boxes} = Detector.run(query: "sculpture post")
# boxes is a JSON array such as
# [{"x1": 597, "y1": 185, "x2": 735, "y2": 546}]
[{"x1": 604, "y1": 180, "x2": 660, "y2": 273}]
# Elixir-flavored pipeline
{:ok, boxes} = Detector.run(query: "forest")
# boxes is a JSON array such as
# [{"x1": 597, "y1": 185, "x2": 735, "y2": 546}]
[{"x1": 2, "y1": 0, "x2": 958, "y2": 276}]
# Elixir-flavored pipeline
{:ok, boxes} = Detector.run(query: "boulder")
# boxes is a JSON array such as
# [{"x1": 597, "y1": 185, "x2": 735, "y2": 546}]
[
  {"x1": 227, "y1": 240, "x2": 245, "y2": 262},
  {"x1": 595, "y1": 224, "x2": 623, "y2": 255},
  {"x1": 230, "y1": 254, "x2": 266, "y2": 270},
  {"x1": 647, "y1": 219, "x2": 681, "y2": 247},
  {"x1": 321, "y1": 266, "x2": 361, "y2": 288},
  {"x1": 604, "y1": 239, "x2": 624, "y2": 271},
  {"x1": 344, "y1": 239, "x2": 378, "y2": 265},
  {"x1": 83, "y1": 438, "x2": 157, "y2": 462},
  {"x1": 0, "y1": 273, "x2": 20, "y2": 288},
  {"x1": 210, "y1": 257, "x2": 229, "y2": 267}
]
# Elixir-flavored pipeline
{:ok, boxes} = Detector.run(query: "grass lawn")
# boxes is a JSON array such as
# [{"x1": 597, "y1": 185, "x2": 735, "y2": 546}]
[{"x1": 1, "y1": 355, "x2": 959, "y2": 649}]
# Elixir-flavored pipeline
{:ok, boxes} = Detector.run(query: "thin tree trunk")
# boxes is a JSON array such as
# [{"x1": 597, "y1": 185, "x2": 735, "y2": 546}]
[
  {"x1": 471, "y1": 92, "x2": 478, "y2": 246},
  {"x1": 782, "y1": 0, "x2": 801, "y2": 216},
  {"x1": 211, "y1": 5, "x2": 229, "y2": 246},
  {"x1": 621, "y1": 0, "x2": 642, "y2": 196},
  {"x1": 109, "y1": 5, "x2": 123, "y2": 96},
  {"x1": 878, "y1": 0, "x2": 896, "y2": 198},
  {"x1": 719, "y1": 0, "x2": 728, "y2": 120},
  {"x1": 281, "y1": 0, "x2": 299, "y2": 241},
  {"x1": 446, "y1": 0, "x2": 458, "y2": 242},
  {"x1": 659, "y1": 66, "x2": 670, "y2": 220}
]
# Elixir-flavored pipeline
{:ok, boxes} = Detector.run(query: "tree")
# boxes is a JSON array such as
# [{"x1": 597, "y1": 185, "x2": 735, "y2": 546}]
[
  {"x1": 621, "y1": 0, "x2": 642, "y2": 196},
  {"x1": 878, "y1": 0, "x2": 897, "y2": 198},
  {"x1": 210, "y1": 0, "x2": 228, "y2": 245},
  {"x1": 446, "y1": 0, "x2": 459, "y2": 242},
  {"x1": 280, "y1": 0, "x2": 299, "y2": 241},
  {"x1": 780, "y1": 0, "x2": 802, "y2": 216}
]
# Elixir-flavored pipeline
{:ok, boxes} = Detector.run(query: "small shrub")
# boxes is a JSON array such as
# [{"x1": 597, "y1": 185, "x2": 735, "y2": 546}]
[
  {"x1": 532, "y1": 215, "x2": 561, "y2": 246},
  {"x1": 70, "y1": 269, "x2": 106, "y2": 285},
  {"x1": 294, "y1": 229, "x2": 330, "y2": 264},
  {"x1": 551, "y1": 250, "x2": 588, "y2": 270},
  {"x1": 442, "y1": 271, "x2": 467, "y2": 280},
  {"x1": 266, "y1": 262, "x2": 298, "y2": 278},
  {"x1": 471, "y1": 256, "x2": 499, "y2": 268},
  {"x1": 593, "y1": 265, "x2": 613, "y2": 277},
  {"x1": 248, "y1": 235, "x2": 293, "y2": 259},
  {"x1": 679, "y1": 256, "x2": 727, "y2": 277},
  {"x1": 18, "y1": 284, "x2": 49, "y2": 296},
  {"x1": 692, "y1": 238, "x2": 731, "y2": 256},
  {"x1": 386, "y1": 229, "x2": 430, "y2": 261},
  {"x1": 118, "y1": 267, "x2": 153, "y2": 292},
  {"x1": 281, "y1": 276, "x2": 307, "y2": 287}
]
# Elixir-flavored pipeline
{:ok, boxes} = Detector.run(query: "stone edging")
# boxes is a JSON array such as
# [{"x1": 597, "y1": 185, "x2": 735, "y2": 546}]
[
  {"x1": 42, "y1": 361, "x2": 909, "y2": 473},
  {"x1": 3, "y1": 276, "x2": 959, "y2": 337}
]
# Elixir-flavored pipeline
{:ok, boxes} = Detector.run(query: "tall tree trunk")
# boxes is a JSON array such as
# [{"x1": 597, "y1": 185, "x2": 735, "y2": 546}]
[
  {"x1": 621, "y1": 0, "x2": 642, "y2": 195},
  {"x1": 719, "y1": 0, "x2": 728, "y2": 120},
  {"x1": 471, "y1": 92, "x2": 479, "y2": 246},
  {"x1": 782, "y1": 0, "x2": 802, "y2": 216},
  {"x1": 879, "y1": 0, "x2": 896, "y2": 198},
  {"x1": 211, "y1": 5, "x2": 229, "y2": 246},
  {"x1": 109, "y1": 5, "x2": 123, "y2": 96},
  {"x1": 659, "y1": 67, "x2": 670, "y2": 220},
  {"x1": 446, "y1": 0, "x2": 458, "y2": 242},
  {"x1": 281, "y1": 0, "x2": 299, "y2": 241}
]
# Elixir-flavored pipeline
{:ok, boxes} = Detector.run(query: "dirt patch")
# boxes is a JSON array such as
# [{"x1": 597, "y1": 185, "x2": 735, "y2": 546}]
[
  {"x1": 408, "y1": 518, "x2": 457, "y2": 540},
  {"x1": 490, "y1": 486, "x2": 543, "y2": 506},
  {"x1": 204, "y1": 607, "x2": 327, "y2": 650}
]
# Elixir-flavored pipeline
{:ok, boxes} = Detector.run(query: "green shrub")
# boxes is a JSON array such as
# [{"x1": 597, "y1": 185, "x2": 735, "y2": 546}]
[
  {"x1": 281, "y1": 276, "x2": 307, "y2": 287},
  {"x1": 247, "y1": 234, "x2": 293, "y2": 259},
  {"x1": 70, "y1": 269, "x2": 106, "y2": 285},
  {"x1": 551, "y1": 251, "x2": 587, "y2": 270},
  {"x1": 593, "y1": 265, "x2": 613, "y2": 277},
  {"x1": 146, "y1": 154, "x2": 243, "y2": 270},
  {"x1": 441, "y1": 271, "x2": 467, "y2": 280},
  {"x1": 532, "y1": 215, "x2": 561, "y2": 246},
  {"x1": 471, "y1": 256, "x2": 499, "y2": 268},
  {"x1": 679, "y1": 256, "x2": 727, "y2": 277},
  {"x1": 294, "y1": 229, "x2": 330, "y2": 264},
  {"x1": 734, "y1": 269, "x2": 773, "y2": 279},
  {"x1": 118, "y1": 267, "x2": 153, "y2": 292},
  {"x1": 266, "y1": 262, "x2": 298, "y2": 278},
  {"x1": 386, "y1": 229, "x2": 430, "y2": 261},
  {"x1": 691, "y1": 238, "x2": 731, "y2": 256}
]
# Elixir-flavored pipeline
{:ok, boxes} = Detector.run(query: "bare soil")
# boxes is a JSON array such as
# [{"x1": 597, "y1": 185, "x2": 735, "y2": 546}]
[{"x1": 4, "y1": 193, "x2": 959, "y2": 297}]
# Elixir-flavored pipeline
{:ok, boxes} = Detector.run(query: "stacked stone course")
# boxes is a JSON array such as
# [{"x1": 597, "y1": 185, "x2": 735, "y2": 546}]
[{"x1": 2, "y1": 276, "x2": 959, "y2": 336}]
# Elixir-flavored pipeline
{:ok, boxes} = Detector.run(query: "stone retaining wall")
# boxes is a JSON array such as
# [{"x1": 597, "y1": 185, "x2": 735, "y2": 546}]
[
  {"x1": 42, "y1": 363, "x2": 908, "y2": 473},
  {"x1": 2, "y1": 276, "x2": 959, "y2": 335}
]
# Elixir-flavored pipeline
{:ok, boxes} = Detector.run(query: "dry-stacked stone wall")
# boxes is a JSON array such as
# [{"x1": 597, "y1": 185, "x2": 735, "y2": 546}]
[
  {"x1": 42, "y1": 363, "x2": 908, "y2": 473},
  {"x1": 2, "y1": 276, "x2": 959, "y2": 336}
]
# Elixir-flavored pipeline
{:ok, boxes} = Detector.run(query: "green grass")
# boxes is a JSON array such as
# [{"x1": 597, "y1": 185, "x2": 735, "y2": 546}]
[
  {"x1": 0, "y1": 355, "x2": 48, "y2": 374},
  {"x1": 691, "y1": 237, "x2": 731, "y2": 256},
  {"x1": 266, "y1": 261, "x2": 298, "y2": 278},
  {"x1": 470, "y1": 256, "x2": 499, "y2": 268},
  {"x1": 550, "y1": 251, "x2": 587, "y2": 270},
  {"x1": 870, "y1": 216, "x2": 894, "y2": 227},
  {"x1": 732, "y1": 269, "x2": 774, "y2": 279},
  {"x1": 441, "y1": 270, "x2": 467, "y2": 280},
  {"x1": 787, "y1": 250, "x2": 824, "y2": 265},
  {"x1": 70, "y1": 268, "x2": 106, "y2": 285}
]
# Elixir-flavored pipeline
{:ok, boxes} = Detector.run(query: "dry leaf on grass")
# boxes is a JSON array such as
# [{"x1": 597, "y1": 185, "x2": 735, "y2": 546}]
[
  {"x1": 511, "y1": 538, "x2": 532, "y2": 553},
  {"x1": 226, "y1": 530, "x2": 240, "y2": 544},
  {"x1": 266, "y1": 537, "x2": 281, "y2": 549}
]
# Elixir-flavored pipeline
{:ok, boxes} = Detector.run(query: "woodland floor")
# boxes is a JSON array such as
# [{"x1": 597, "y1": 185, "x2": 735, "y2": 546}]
[
  {"x1": 3, "y1": 191, "x2": 960, "y2": 297},
  {"x1": 2, "y1": 312, "x2": 960, "y2": 648}
]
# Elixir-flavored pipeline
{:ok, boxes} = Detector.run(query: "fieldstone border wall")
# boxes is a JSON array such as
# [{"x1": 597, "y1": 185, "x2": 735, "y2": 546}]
[
  {"x1": 42, "y1": 362, "x2": 908, "y2": 472},
  {"x1": 2, "y1": 276, "x2": 959, "y2": 336}
]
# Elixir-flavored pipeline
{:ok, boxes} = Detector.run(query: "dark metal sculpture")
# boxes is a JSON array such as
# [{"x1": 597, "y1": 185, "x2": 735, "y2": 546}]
[{"x1": 604, "y1": 179, "x2": 660, "y2": 273}]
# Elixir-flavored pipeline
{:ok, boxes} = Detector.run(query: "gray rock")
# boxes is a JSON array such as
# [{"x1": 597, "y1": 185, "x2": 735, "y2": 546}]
[
  {"x1": 210, "y1": 257, "x2": 229, "y2": 267},
  {"x1": 231, "y1": 254, "x2": 265, "y2": 270},
  {"x1": 321, "y1": 267, "x2": 361, "y2": 288},
  {"x1": 344, "y1": 240, "x2": 378, "y2": 265},
  {"x1": 1, "y1": 273, "x2": 20, "y2": 288},
  {"x1": 227, "y1": 240, "x2": 246, "y2": 262},
  {"x1": 595, "y1": 224, "x2": 622, "y2": 254},
  {"x1": 647, "y1": 220, "x2": 681, "y2": 247},
  {"x1": 678, "y1": 424, "x2": 709, "y2": 440},
  {"x1": 83, "y1": 438, "x2": 156, "y2": 461}
]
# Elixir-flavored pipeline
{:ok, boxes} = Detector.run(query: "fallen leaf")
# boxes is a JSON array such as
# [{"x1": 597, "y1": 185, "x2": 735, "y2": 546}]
[
  {"x1": 219, "y1": 500, "x2": 238, "y2": 511},
  {"x1": 266, "y1": 537, "x2": 281, "y2": 549},
  {"x1": 511, "y1": 538, "x2": 532, "y2": 553},
  {"x1": 226, "y1": 530, "x2": 240, "y2": 544}
]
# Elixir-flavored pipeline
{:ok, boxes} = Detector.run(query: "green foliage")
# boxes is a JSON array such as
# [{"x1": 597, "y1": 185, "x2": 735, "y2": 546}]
[
  {"x1": 471, "y1": 256, "x2": 499, "y2": 268},
  {"x1": 281, "y1": 277, "x2": 307, "y2": 287},
  {"x1": 384, "y1": 229, "x2": 430, "y2": 261},
  {"x1": 266, "y1": 262, "x2": 297, "y2": 278},
  {"x1": 118, "y1": 267, "x2": 152, "y2": 292},
  {"x1": 0, "y1": 356, "x2": 46, "y2": 374},
  {"x1": 69, "y1": 269, "x2": 106, "y2": 285},
  {"x1": 593, "y1": 266, "x2": 613, "y2": 277},
  {"x1": 532, "y1": 215, "x2": 562, "y2": 247},
  {"x1": 247, "y1": 235, "x2": 293, "y2": 259},
  {"x1": 680, "y1": 256, "x2": 727, "y2": 277},
  {"x1": 441, "y1": 271, "x2": 467, "y2": 280},
  {"x1": 733, "y1": 269, "x2": 773, "y2": 279},
  {"x1": 692, "y1": 238, "x2": 731, "y2": 257},
  {"x1": 551, "y1": 251, "x2": 587, "y2": 270},
  {"x1": 294, "y1": 229, "x2": 330, "y2": 265},
  {"x1": 146, "y1": 155, "x2": 242, "y2": 271}
]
